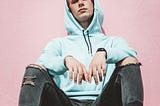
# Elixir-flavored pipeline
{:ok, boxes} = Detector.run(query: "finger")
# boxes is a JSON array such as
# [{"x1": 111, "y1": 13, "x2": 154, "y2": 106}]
[
  {"x1": 102, "y1": 64, "x2": 106, "y2": 76},
  {"x1": 78, "y1": 66, "x2": 83, "y2": 84},
  {"x1": 82, "y1": 65, "x2": 89, "y2": 82},
  {"x1": 68, "y1": 67, "x2": 73, "y2": 81},
  {"x1": 97, "y1": 65, "x2": 102, "y2": 82},
  {"x1": 73, "y1": 66, "x2": 78, "y2": 84},
  {"x1": 88, "y1": 67, "x2": 93, "y2": 83},
  {"x1": 93, "y1": 67, "x2": 98, "y2": 85}
]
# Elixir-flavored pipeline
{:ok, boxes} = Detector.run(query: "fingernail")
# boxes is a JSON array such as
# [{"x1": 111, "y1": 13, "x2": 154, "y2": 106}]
[{"x1": 86, "y1": 79, "x2": 88, "y2": 82}]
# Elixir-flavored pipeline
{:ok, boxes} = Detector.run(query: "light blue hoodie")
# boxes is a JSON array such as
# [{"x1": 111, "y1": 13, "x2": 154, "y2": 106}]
[{"x1": 36, "y1": 0, "x2": 137, "y2": 100}]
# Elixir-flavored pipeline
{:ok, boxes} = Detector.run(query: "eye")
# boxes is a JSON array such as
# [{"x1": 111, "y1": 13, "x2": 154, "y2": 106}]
[{"x1": 71, "y1": 0, "x2": 78, "y2": 4}]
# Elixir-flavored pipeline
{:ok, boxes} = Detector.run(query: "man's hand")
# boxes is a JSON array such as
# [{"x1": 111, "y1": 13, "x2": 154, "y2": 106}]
[
  {"x1": 88, "y1": 52, "x2": 106, "y2": 85},
  {"x1": 64, "y1": 56, "x2": 89, "y2": 84}
]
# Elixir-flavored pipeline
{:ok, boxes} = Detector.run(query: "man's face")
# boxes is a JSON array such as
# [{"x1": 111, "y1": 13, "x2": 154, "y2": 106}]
[{"x1": 68, "y1": 0, "x2": 94, "y2": 23}]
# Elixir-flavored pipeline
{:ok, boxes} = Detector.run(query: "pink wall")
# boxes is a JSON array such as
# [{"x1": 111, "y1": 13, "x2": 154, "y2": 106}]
[{"x1": 0, "y1": 0, "x2": 160, "y2": 105}]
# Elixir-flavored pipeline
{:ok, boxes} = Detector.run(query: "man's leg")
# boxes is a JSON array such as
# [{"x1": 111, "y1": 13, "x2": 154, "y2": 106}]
[
  {"x1": 19, "y1": 64, "x2": 72, "y2": 106},
  {"x1": 93, "y1": 57, "x2": 144, "y2": 106}
]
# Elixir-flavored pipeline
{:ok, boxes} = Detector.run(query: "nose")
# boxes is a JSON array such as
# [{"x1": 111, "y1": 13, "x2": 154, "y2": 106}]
[{"x1": 78, "y1": 0, "x2": 84, "y2": 7}]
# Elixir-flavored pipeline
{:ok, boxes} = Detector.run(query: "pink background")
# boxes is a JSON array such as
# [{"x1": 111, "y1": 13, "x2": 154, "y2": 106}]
[{"x1": 0, "y1": 0, "x2": 160, "y2": 105}]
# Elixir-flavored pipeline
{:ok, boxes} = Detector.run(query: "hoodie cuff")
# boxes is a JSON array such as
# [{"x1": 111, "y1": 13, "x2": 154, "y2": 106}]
[{"x1": 106, "y1": 48, "x2": 137, "y2": 64}]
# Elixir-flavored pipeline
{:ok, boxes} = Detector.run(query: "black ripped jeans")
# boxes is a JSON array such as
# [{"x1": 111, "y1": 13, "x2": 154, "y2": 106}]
[{"x1": 19, "y1": 64, "x2": 143, "y2": 106}]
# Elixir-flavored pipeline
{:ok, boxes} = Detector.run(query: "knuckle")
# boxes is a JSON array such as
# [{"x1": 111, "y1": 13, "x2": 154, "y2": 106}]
[
  {"x1": 93, "y1": 73, "x2": 97, "y2": 77},
  {"x1": 69, "y1": 73, "x2": 73, "y2": 77},
  {"x1": 81, "y1": 64, "x2": 85, "y2": 68},
  {"x1": 74, "y1": 69, "x2": 78, "y2": 73},
  {"x1": 102, "y1": 64, "x2": 106, "y2": 68},
  {"x1": 98, "y1": 71, "x2": 102, "y2": 75},
  {"x1": 79, "y1": 75, "x2": 83, "y2": 78},
  {"x1": 74, "y1": 71, "x2": 78, "y2": 74},
  {"x1": 74, "y1": 75, "x2": 77, "y2": 79},
  {"x1": 79, "y1": 73, "x2": 83, "y2": 76}
]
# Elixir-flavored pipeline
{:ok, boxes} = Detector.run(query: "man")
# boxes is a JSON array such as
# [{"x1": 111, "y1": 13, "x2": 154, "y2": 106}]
[{"x1": 19, "y1": 0, "x2": 143, "y2": 106}]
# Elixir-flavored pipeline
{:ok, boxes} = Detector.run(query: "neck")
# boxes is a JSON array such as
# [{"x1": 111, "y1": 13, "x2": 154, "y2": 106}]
[
  {"x1": 79, "y1": 17, "x2": 93, "y2": 30},
  {"x1": 80, "y1": 21, "x2": 90, "y2": 29}
]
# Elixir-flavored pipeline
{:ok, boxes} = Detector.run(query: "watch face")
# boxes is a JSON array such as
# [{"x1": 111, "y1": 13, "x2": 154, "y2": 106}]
[{"x1": 97, "y1": 48, "x2": 106, "y2": 52}]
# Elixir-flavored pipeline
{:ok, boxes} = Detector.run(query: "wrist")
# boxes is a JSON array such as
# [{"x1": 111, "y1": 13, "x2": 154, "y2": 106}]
[
  {"x1": 96, "y1": 48, "x2": 107, "y2": 59},
  {"x1": 64, "y1": 55, "x2": 73, "y2": 68}
]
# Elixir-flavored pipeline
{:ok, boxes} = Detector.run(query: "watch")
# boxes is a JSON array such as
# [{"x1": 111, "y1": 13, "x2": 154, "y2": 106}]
[{"x1": 96, "y1": 48, "x2": 107, "y2": 59}]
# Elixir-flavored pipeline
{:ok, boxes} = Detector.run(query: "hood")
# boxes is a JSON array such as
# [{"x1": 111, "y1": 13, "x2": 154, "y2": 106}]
[{"x1": 64, "y1": 0, "x2": 104, "y2": 35}]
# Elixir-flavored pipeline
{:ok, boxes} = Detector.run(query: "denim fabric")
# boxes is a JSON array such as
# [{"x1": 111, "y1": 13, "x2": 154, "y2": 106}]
[
  {"x1": 19, "y1": 64, "x2": 143, "y2": 106},
  {"x1": 19, "y1": 67, "x2": 72, "y2": 106},
  {"x1": 93, "y1": 63, "x2": 143, "y2": 106}
]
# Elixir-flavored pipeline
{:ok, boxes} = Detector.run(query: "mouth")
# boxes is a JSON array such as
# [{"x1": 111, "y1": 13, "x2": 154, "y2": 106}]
[{"x1": 78, "y1": 8, "x2": 87, "y2": 12}]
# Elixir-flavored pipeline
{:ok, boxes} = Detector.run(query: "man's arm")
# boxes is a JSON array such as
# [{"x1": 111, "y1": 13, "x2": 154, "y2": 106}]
[
  {"x1": 36, "y1": 38, "x2": 67, "y2": 75},
  {"x1": 89, "y1": 36, "x2": 138, "y2": 84},
  {"x1": 106, "y1": 36, "x2": 137, "y2": 63}
]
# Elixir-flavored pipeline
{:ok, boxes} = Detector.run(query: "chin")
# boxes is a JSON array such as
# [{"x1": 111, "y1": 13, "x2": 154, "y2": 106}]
[{"x1": 78, "y1": 14, "x2": 92, "y2": 21}]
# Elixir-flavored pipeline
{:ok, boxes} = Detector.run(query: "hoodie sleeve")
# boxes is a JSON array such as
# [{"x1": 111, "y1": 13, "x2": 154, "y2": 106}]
[
  {"x1": 36, "y1": 38, "x2": 67, "y2": 75},
  {"x1": 106, "y1": 36, "x2": 137, "y2": 64}
]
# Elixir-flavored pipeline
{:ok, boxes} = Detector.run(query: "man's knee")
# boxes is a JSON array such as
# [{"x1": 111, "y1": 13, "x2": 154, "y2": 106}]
[
  {"x1": 22, "y1": 64, "x2": 47, "y2": 87},
  {"x1": 116, "y1": 57, "x2": 139, "y2": 67},
  {"x1": 116, "y1": 57, "x2": 143, "y2": 105}
]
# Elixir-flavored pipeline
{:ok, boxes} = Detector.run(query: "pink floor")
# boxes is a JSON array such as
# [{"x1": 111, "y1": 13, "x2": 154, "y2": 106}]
[{"x1": 0, "y1": 0, "x2": 160, "y2": 105}]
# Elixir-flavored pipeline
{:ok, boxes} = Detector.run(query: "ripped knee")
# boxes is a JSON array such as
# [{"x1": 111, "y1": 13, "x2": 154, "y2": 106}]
[
  {"x1": 22, "y1": 75, "x2": 36, "y2": 87},
  {"x1": 22, "y1": 64, "x2": 47, "y2": 87},
  {"x1": 116, "y1": 57, "x2": 139, "y2": 67}
]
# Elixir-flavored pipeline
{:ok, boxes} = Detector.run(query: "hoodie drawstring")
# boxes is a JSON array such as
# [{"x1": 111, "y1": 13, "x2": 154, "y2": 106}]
[
  {"x1": 82, "y1": 30, "x2": 90, "y2": 53},
  {"x1": 87, "y1": 30, "x2": 93, "y2": 56},
  {"x1": 82, "y1": 30, "x2": 93, "y2": 56}
]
